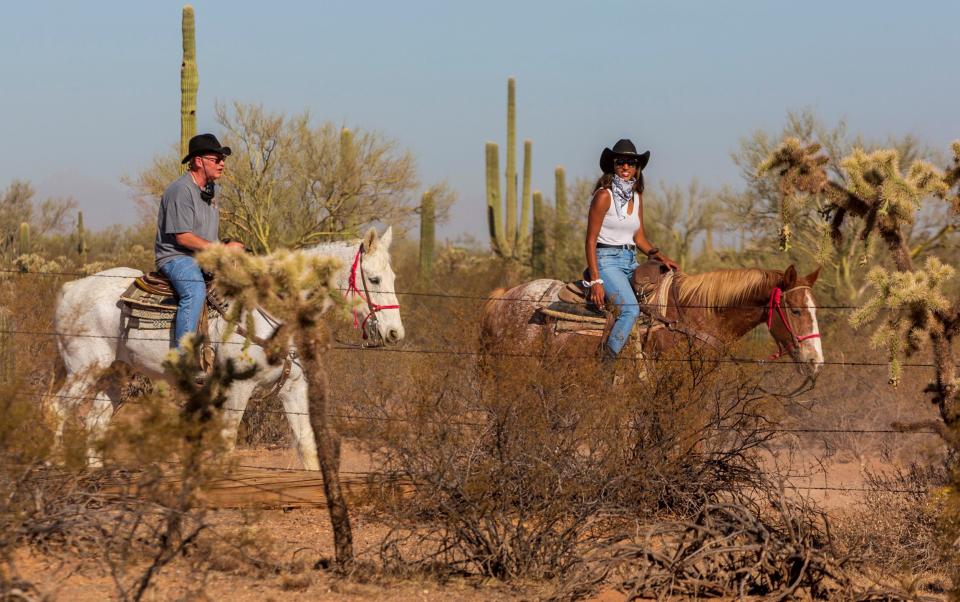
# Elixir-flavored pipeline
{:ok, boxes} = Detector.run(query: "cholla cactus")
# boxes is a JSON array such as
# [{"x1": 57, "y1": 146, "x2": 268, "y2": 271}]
[
  {"x1": 762, "y1": 138, "x2": 948, "y2": 272},
  {"x1": 194, "y1": 244, "x2": 353, "y2": 565},
  {"x1": 851, "y1": 258, "x2": 955, "y2": 385},
  {"x1": 941, "y1": 140, "x2": 960, "y2": 213},
  {"x1": 195, "y1": 246, "x2": 342, "y2": 355}
]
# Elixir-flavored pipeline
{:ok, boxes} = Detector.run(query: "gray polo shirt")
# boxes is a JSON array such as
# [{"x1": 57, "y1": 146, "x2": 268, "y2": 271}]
[{"x1": 155, "y1": 173, "x2": 220, "y2": 268}]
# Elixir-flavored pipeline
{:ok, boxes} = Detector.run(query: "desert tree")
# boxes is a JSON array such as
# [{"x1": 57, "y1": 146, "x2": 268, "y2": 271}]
[
  {"x1": 644, "y1": 179, "x2": 720, "y2": 272},
  {"x1": 0, "y1": 181, "x2": 76, "y2": 260},
  {"x1": 128, "y1": 102, "x2": 420, "y2": 253}
]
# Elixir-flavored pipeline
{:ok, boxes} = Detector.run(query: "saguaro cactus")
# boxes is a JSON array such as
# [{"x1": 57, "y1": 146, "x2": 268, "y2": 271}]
[
  {"x1": 180, "y1": 5, "x2": 198, "y2": 174},
  {"x1": 531, "y1": 191, "x2": 547, "y2": 277},
  {"x1": 0, "y1": 309, "x2": 13, "y2": 384},
  {"x1": 505, "y1": 79, "x2": 517, "y2": 248},
  {"x1": 76, "y1": 211, "x2": 88, "y2": 264},
  {"x1": 553, "y1": 167, "x2": 569, "y2": 275},
  {"x1": 485, "y1": 77, "x2": 532, "y2": 260},
  {"x1": 419, "y1": 189, "x2": 436, "y2": 278},
  {"x1": 18, "y1": 223, "x2": 30, "y2": 256}
]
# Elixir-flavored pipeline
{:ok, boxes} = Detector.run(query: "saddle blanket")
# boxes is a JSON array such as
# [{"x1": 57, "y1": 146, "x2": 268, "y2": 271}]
[{"x1": 119, "y1": 280, "x2": 217, "y2": 330}]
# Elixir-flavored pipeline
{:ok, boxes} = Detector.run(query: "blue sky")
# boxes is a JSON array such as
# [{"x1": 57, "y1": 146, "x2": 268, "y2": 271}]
[{"x1": 1, "y1": 1, "x2": 957, "y2": 237}]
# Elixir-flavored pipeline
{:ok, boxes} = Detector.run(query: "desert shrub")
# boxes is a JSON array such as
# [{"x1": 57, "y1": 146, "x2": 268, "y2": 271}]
[
  {"x1": 344, "y1": 343, "x2": 775, "y2": 581},
  {"x1": 835, "y1": 464, "x2": 949, "y2": 581}
]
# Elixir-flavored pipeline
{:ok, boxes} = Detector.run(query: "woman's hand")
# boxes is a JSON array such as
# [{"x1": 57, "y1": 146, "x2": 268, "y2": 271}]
[
  {"x1": 589, "y1": 283, "x2": 605, "y2": 310},
  {"x1": 657, "y1": 254, "x2": 680, "y2": 272}
]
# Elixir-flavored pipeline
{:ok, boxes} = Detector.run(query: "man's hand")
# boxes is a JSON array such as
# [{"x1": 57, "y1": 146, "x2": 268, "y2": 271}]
[{"x1": 225, "y1": 241, "x2": 245, "y2": 250}]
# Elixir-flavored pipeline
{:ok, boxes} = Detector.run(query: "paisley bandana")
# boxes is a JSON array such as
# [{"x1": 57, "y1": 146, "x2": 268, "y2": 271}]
[{"x1": 611, "y1": 175, "x2": 636, "y2": 220}]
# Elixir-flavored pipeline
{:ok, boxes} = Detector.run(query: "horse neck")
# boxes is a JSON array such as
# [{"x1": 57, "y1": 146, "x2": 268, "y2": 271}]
[
  {"x1": 299, "y1": 240, "x2": 361, "y2": 291},
  {"x1": 681, "y1": 273, "x2": 775, "y2": 342},
  {"x1": 713, "y1": 291, "x2": 771, "y2": 340}
]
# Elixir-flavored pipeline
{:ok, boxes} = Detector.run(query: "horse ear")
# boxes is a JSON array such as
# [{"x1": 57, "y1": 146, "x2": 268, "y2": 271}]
[
  {"x1": 782, "y1": 265, "x2": 798, "y2": 289},
  {"x1": 804, "y1": 266, "x2": 821, "y2": 286},
  {"x1": 380, "y1": 226, "x2": 393, "y2": 249},
  {"x1": 362, "y1": 227, "x2": 378, "y2": 252}
]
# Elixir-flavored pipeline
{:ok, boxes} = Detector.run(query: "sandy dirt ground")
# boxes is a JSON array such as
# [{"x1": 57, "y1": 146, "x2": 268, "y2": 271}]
[{"x1": 10, "y1": 439, "x2": 935, "y2": 601}]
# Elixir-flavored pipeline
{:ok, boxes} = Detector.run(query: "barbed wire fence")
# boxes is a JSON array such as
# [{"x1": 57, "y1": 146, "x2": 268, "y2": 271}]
[{"x1": 0, "y1": 266, "x2": 948, "y2": 501}]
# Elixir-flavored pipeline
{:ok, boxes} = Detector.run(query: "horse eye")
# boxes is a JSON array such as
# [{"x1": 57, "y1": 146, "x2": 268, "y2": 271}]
[
  {"x1": 790, "y1": 308, "x2": 802, "y2": 316},
  {"x1": 369, "y1": 276, "x2": 381, "y2": 285}
]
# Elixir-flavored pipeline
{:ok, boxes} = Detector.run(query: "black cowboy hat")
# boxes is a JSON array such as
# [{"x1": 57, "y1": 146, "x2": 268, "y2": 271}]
[
  {"x1": 181, "y1": 133, "x2": 232, "y2": 164},
  {"x1": 599, "y1": 138, "x2": 650, "y2": 173}
]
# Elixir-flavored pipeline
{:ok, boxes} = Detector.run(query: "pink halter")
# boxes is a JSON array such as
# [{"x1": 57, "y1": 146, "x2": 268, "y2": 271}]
[
  {"x1": 346, "y1": 244, "x2": 400, "y2": 341},
  {"x1": 766, "y1": 286, "x2": 820, "y2": 360}
]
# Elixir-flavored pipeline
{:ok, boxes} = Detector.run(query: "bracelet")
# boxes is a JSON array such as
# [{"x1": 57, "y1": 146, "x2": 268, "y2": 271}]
[
  {"x1": 581, "y1": 279, "x2": 604, "y2": 288},
  {"x1": 645, "y1": 247, "x2": 660, "y2": 257}
]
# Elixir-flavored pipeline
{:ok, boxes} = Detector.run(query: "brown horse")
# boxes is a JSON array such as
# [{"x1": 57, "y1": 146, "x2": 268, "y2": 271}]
[{"x1": 480, "y1": 264, "x2": 823, "y2": 378}]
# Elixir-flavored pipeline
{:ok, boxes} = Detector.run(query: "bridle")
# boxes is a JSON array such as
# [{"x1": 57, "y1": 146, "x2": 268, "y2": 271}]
[
  {"x1": 346, "y1": 243, "x2": 400, "y2": 345},
  {"x1": 766, "y1": 285, "x2": 820, "y2": 361}
]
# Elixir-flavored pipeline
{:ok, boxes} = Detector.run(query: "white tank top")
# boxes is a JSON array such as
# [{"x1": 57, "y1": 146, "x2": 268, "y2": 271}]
[{"x1": 596, "y1": 189, "x2": 640, "y2": 246}]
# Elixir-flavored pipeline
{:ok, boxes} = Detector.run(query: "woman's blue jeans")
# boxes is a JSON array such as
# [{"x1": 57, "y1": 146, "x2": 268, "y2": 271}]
[
  {"x1": 158, "y1": 255, "x2": 206, "y2": 350},
  {"x1": 597, "y1": 247, "x2": 640, "y2": 356}
]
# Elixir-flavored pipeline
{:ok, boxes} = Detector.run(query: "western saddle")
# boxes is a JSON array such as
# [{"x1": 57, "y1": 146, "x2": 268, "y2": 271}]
[
  {"x1": 534, "y1": 260, "x2": 682, "y2": 345},
  {"x1": 119, "y1": 271, "x2": 219, "y2": 371}
]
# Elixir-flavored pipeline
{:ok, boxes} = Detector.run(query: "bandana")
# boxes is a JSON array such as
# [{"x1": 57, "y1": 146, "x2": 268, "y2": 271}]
[{"x1": 611, "y1": 175, "x2": 635, "y2": 220}]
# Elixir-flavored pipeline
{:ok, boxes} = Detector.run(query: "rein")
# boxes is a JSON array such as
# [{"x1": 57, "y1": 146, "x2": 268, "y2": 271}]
[
  {"x1": 766, "y1": 285, "x2": 821, "y2": 360},
  {"x1": 346, "y1": 243, "x2": 400, "y2": 343},
  {"x1": 205, "y1": 291, "x2": 296, "y2": 398}
]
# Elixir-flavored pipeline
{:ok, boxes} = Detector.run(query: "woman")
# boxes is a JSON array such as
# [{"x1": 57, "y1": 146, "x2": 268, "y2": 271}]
[{"x1": 584, "y1": 139, "x2": 679, "y2": 361}]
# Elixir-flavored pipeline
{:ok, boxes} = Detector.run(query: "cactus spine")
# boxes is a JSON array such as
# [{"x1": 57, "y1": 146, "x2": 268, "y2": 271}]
[
  {"x1": 531, "y1": 191, "x2": 547, "y2": 277},
  {"x1": 553, "y1": 167, "x2": 568, "y2": 275},
  {"x1": 18, "y1": 223, "x2": 30, "y2": 256},
  {"x1": 485, "y1": 77, "x2": 532, "y2": 260},
  {"x1": 180, "y1": 5, "x2": 198, "y2": 175},
  {"x1": 76, "y1": 211, "x2": 88, "y2": 264},
  {"x1": 419, "y1": 189, "x2": 436, "y2": 278}
]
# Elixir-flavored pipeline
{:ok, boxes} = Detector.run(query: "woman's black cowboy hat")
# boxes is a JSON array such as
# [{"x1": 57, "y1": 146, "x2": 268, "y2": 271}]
[
  {"x1": 599, "y1": 139, "x2": 650, "y2": 174},
  {"x1": 181, "y1": 133, "x2": 232, "y2": 164}
]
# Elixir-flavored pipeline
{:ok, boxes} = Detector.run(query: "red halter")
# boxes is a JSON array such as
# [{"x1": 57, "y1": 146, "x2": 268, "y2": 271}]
[
  {"x1": 346, "y1": 244, "x2": 400, "y2": 340},
  {"x1": 766, "y1": 286, "x2": 820, "y2": 360}
]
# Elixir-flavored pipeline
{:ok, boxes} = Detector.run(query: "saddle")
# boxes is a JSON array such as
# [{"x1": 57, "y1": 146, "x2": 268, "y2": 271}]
[
  {"x1": 533, "y1": 260, "x2": 680, "y2": 341},
  {"x1": 523, "y1": 280, "x2": 607, "y2": 338},
  {"x1": 119, "y1": 271, "x2": 219, "y2": 371}
]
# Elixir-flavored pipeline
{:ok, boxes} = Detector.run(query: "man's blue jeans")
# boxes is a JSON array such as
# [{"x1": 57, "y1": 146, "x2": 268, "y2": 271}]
[
  {"x1": 158, "y1": 255, "x2": 206, "y2": 350},
  {"x1": 597, "y1": 247, "x2": 640, "y2": 356}
]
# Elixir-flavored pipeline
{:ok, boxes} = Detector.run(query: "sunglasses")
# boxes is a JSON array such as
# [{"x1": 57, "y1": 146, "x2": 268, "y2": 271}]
[
  {"x1": 202, "y1": 155, "x2": 226, "y2": 164},
  {"x1": 614, "y1": 158, "x2": 639, "y2": 167}
]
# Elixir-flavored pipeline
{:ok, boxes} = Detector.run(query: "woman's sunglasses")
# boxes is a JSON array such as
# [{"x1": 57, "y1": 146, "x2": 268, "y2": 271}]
[{"x1": 614, "y1": 158, "x2": 639, "y2": 167}]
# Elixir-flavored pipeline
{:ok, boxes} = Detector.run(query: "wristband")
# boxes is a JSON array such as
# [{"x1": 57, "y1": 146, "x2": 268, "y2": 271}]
[
  {"x1": 645, "y1": 247, "x2": 660, "y2": 257},
  {"x1": 582, "y1": 279, "x2": 604, "y2": 288}
]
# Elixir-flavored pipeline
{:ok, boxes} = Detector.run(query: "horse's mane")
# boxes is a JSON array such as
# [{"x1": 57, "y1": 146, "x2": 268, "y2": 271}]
[{"x1": 676, "y1": 268, "x2": 781, "y2": 312}]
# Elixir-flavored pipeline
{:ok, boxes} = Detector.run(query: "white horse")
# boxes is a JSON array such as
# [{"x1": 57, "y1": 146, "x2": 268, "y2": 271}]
[{"x1": 52, "y1": 227, "x2": 403, "y2": 470}]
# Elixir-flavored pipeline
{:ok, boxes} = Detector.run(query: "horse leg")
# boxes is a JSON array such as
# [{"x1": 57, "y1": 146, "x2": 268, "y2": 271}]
[
  {"x1": 85, "y1": 380, "x2": 123, "y2": 468},
  {"x1": 219, "y1": 380, "x2": 257, "y2": 453},
  {"x1": 277, "y1": 371, "x2": 319, "y2": 471},
  {"x1": 51, "y1": 371, "x2": 98, "y2": 447}
]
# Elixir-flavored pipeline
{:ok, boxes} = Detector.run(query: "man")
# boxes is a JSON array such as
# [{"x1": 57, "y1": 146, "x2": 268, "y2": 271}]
[{"x1": 155, "y1": 133, "x2": 244, "y2": 350}]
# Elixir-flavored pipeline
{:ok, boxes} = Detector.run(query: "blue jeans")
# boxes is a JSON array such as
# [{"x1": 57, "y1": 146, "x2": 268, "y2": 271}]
[
  {"x1": 597, "y1": 247, "x2": 640, "y2": 356},
  {"x1": 158, "y1": 256, "x2": 206, "y2": 350}
]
